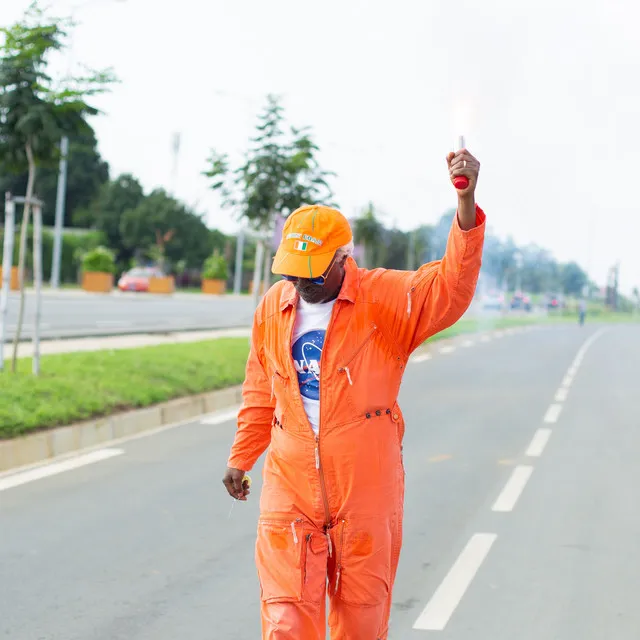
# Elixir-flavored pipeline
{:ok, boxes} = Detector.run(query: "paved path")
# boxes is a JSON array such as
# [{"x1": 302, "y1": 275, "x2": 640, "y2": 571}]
[
  {"x1": 2, "y1": 327, "x2": 251, "y2": 360},
  {"x1": 2, "y1": 323, "x2": 637, "y2": 639}
]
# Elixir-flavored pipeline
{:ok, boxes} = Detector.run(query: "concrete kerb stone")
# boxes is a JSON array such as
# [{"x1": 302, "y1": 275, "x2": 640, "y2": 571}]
[{"x1": 0, "y1": 385, "x2": 243, "y2": 474}]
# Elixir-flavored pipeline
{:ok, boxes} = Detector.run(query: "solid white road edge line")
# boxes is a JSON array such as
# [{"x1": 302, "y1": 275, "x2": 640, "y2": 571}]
[
  {"x1": 412, "y1": 533, "x2": 498, "y2": 631},
  {"x1": 543, "y1": 404, "x2": 563, "y2": 424},
  {"x1": 0, "y1": 404, "x2": 242, "y2": 482},
  {"x1": 492, "y1": 465, "x2": 534, "y2": 512},
  {"x1": 0, "y1": 448, "x2": 124, "y2": 491},
  {"x1": 200, "y1": 408, "x2": 240, "y2": 425},
  {"x1": 525, "y1": 428, "x2": 552, "y2": 457}
]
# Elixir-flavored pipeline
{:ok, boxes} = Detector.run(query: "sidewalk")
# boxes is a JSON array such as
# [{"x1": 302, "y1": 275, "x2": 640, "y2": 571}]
[{"x1": 3, "y1": 327, "x2": 251, "y2": 360}]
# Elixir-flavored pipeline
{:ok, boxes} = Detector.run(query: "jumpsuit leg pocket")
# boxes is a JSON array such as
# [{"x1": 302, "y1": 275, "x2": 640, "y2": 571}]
[
  {"x1": 256, "y1": 517, "x2": 327, "y2": 604},
  {"x1": 332, "y1": 516, "x2": 393, "y2": 607}
]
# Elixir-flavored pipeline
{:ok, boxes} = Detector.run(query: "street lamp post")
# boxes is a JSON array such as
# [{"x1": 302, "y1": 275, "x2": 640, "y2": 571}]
[{"x1": 50, "y1": 135, "x2": 69, "y2": 289}]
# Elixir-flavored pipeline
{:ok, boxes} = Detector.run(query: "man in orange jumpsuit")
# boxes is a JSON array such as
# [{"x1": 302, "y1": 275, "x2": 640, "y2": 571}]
[{"x1": 223, "y1": 147, "x2": 486, "y2": 639}]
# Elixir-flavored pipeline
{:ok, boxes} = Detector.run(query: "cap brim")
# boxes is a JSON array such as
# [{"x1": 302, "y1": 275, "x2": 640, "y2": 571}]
[{"x1": 271, "y1": 245, "x2": 336, "y2": 279}]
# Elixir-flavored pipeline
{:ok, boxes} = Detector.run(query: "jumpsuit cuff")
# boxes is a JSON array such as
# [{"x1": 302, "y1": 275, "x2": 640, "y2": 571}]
[
  {"x1": 455, "y1": 203, "x2": 486, "y2": 235},
  {"x1": 227, "y1": 455, "x2": 255, "y2": 472}
]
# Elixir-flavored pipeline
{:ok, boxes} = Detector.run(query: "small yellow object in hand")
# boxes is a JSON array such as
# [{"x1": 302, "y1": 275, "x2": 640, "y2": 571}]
[{"x1": 243, "y1": 474, "x2": 252, "y2": 488}]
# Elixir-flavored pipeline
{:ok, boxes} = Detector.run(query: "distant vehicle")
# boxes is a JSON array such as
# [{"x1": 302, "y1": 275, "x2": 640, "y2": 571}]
[
  {"x1": 510, "y1": 291, "x2": 532, "y2": 311},
  {"x1": 117, "y1": 266, "x2": 165, "y2": 292},
  {"x1": 546, "y1": 293, "x2": 565, "y2": 310},
  {"x1": 482, "y1": 290, "x2": 505, "y2": 310}
]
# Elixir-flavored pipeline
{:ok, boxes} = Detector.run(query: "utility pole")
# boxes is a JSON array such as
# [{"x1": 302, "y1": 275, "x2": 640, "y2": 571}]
[
  {"x1": 233, "y1": 228, "x2": 245, "y2": 294},
  {"x1": 50, "y1": 135, "x2": 69, "y2": 289},
  {"x1": 0, "y1": 193, "x2": 16, "y2": 372}
]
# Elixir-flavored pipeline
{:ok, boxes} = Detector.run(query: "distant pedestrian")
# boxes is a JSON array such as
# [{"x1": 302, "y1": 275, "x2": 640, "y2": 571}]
[{"x1": 579, "y1": 299, "x2": 586, "y2": 326}]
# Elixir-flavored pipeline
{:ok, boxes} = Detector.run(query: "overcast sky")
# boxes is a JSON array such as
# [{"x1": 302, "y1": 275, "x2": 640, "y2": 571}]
[{"x1": 3, "y1": 0, "x2": 639, "y2": 293}]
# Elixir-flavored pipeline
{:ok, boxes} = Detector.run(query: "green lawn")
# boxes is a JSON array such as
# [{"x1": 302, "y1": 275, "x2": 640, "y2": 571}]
[
  {"x1": 0, "y1": 338, "x2": 250, "y2": 439},
  {"x1": 426, "y1": 314, "x2": 540, "y2": 342}
]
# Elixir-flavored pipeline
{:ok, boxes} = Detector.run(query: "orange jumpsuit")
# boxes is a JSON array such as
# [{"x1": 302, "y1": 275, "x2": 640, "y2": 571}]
[{"x1": 227, "y1": 206, "x2": 486, "y2": 639}]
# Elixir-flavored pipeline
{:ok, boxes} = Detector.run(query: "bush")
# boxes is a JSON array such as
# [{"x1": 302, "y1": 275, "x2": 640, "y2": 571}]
[
  {"x1": 202, "y1": 252, "x2": 228, "y2": 281},
  {"x1": 0, "y1": 227, "x2": 106, "y2": 284},
  {"x1": 81, "y1": 246, "x2": 116, "y2": 274}
]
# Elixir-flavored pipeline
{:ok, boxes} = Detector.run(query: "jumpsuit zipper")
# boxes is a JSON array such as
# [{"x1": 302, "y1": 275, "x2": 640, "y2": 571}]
[{"x1": 314, "y1": 298, "x2": 342, "y2": 530}]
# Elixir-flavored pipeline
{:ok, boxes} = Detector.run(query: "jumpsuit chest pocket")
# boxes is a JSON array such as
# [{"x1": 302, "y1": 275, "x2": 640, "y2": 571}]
[
  {"x1": 337, "y1": 323, "x2": 377, "y2": 383},
  {"x1": 255, "y1": 517, "x2": 328, "y2": 605}
]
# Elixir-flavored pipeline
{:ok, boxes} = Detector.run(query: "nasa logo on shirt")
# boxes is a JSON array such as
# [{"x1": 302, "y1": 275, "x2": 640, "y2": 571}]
[{"x1": 291, "y1": 329, "x2": 325, "y2": 401}]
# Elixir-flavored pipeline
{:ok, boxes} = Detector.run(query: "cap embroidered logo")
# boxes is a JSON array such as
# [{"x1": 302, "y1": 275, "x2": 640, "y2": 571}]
[{"x1": 294, "y1": 241, "x2": 308, "y2": 251}]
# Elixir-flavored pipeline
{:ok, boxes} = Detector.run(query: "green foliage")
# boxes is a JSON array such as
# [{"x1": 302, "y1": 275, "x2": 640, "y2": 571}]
[
  {"x1": 118, "y1": 188, "x2": 212, "y2": 269},
  {"x1": 0, "y1": 1, "x2": 116, "y2": 174},
  {"x1": 0, "y1": 131, "x2": 109, "y2": 227},
  {"x1": 202, "y1": 252, "x2": 228, "y2": 280},
  {"x1": 204, "y1": 94, "x2": 334, "y2": 231},
  {"x1": 0, "y1": 225, "x2": 104, "y2": 282},
  {"x1": 74, "y1": 172, "x2": 144, "y2": 266},
  {"x1": 81, "y1": 246, "x2": 115, "y2": 274},
  {"x1": 354, "y1": 202, "x2": 385, "y2": 268}
]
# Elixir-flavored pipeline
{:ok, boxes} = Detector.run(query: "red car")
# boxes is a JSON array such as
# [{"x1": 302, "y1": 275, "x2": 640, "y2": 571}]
[{"x1": 117, "y1": 267, "x2": 164, "y2": 292}]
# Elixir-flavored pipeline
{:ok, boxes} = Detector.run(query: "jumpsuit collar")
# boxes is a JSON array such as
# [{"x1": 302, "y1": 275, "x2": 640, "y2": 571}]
[{"x1": 279, "y1": 257, "x2": 359, "y2": 311}]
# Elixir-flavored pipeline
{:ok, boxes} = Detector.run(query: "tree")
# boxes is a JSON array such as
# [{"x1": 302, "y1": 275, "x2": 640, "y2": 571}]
[
  {"x1": 0, "y1": 1, "x2": 115, "y2": 372},
  {"x1": 75, "y1": 173, "x2": 145, "y2": 267},
  {"x1": 353, "y1": 202, "x2": 384, "y2": 269},
  {"x1": 560, "y1": 261, "x2": 588, "y2": 296},
  {"x1": 204, "y1": 94, "x2": 334, "y2": 231},
  {"x1": 119, "y1": 189, "x2": 213, "y2": 270},
  {"x1": 0, "y1": 130, "x2": 109, "y2": 227},
  {"x1": 204, "y1": 94, "x2": 334, "y2": 298}
]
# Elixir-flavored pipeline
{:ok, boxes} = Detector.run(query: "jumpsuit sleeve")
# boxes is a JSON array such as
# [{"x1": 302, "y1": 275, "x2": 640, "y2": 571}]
[
  {"x1": 377, "y1": 204, "x2": 486, "y2": 356},
  {"x1": 226, "y1": 305, "x2": 275, "y2": 472}
]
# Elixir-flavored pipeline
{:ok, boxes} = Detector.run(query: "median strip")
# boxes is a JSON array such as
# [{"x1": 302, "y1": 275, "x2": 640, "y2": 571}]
[{"x1": 0, "y1": 337, "x2": 250, "y2": 440}]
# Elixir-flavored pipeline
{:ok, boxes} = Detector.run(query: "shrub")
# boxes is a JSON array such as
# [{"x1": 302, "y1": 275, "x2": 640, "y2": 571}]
[
  {"x1": 202, "y1": 252, "x2": 228, "y2": 281},
  {"x1": 81, "y1": 246, "x2": 116, "y2": 274}
]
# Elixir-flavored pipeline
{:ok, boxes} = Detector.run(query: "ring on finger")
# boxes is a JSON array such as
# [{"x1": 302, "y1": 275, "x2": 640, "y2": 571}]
[{"x1": 463, "y1": 160, "x2": 467, "y2": 168}]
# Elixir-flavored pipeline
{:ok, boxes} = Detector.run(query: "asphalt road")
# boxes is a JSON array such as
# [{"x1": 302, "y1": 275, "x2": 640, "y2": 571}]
[
  {"x1": 1, "y1": 290, "x2": 256, "y2": 341},
  {"x1": 2, "y1": 322, "x2": 638, "y2": 639}
]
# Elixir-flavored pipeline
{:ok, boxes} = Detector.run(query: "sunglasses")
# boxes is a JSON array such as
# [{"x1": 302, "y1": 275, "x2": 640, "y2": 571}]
[{"x1": 281, "y1": 253, "x2": 337, "y2": 286}]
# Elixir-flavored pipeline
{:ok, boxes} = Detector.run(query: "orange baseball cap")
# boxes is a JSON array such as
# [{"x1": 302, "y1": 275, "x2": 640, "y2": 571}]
[{"x1": 271, "y1": 205, "x2": 353, "y2": 279}]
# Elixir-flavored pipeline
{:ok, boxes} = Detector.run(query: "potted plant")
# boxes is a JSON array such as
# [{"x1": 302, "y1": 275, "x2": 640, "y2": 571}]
[
  {"x1": 147, "y1": 230, "x2": 176, "y2": 294},
  {"x1": 201, "y1": 252, "x2": 228, "y2": 295},
  {"x1": 80, "y1": 246, "x2": 116, "y2": 293},
  {"x1": 0, "y1": 232, "x2": 19, "y2": 290}
]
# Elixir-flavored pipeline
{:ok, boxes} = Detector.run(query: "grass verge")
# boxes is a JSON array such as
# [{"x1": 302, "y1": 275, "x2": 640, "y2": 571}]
[{"x1": 0, "y1": 338, "x2": 250, "y2": 439}]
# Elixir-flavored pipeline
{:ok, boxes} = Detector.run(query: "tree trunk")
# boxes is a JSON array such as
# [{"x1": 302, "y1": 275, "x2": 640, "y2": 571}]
[{"x1": 11, "y1": 139, "x2": 36, "y2": 373}]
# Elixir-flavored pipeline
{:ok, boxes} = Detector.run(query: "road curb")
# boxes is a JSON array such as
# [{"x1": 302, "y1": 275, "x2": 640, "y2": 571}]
[{"x1": 0, "y1": 385, "x2": 243, "y2": 474}]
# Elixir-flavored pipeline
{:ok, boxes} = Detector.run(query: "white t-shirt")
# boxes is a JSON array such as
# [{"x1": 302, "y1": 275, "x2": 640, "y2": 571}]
[{"x1": 291, "y1": 297, "x2": 335, "y2": 436}]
